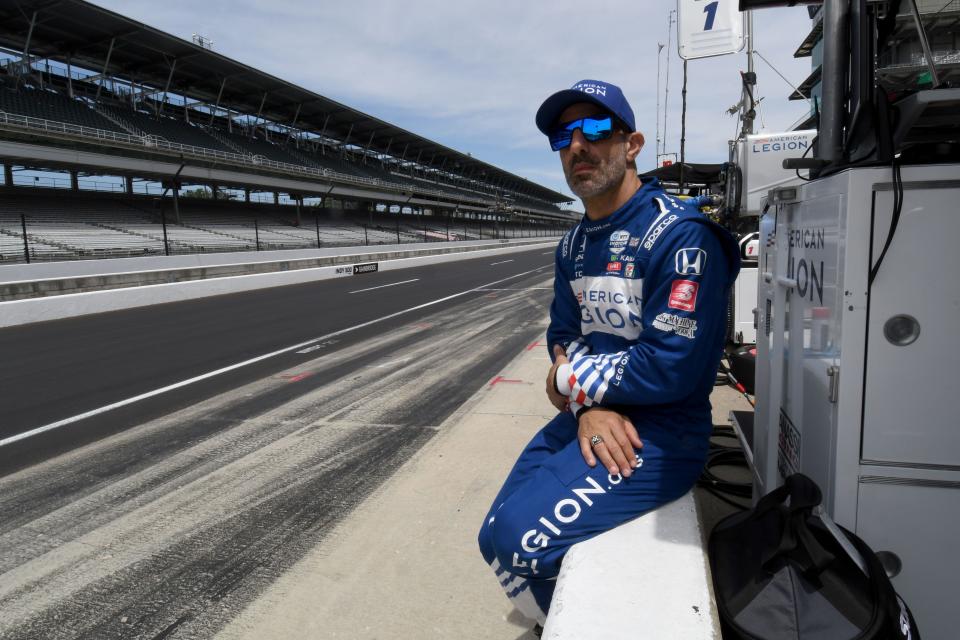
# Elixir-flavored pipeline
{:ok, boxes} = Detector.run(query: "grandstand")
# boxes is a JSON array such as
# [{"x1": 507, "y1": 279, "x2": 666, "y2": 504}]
[
  {"x1": 0, "y1": 0, "x2": 575, "y2": 263},
  {"x1": 0, "y1": 189, "x2": 553, "y2": 262}
]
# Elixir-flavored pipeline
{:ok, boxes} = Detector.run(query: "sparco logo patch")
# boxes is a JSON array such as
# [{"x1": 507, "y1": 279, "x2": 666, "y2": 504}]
[
  {"x1": 643, "y1": 214, "x2": 678, "y2": 249},
  {"x1": 668, "y1": 279, "x2": 698, "y2": 311}
]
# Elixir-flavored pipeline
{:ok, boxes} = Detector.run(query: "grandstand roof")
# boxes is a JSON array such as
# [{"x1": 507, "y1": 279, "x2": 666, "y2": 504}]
[{"x1": 0, "y1": 0, "x2": 572, "y2": 204}]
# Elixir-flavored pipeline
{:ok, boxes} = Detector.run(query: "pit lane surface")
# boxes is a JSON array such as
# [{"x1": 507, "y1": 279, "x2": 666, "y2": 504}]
[{"x1": 0, "y1": 246, "x2": 554, "y2": 639}]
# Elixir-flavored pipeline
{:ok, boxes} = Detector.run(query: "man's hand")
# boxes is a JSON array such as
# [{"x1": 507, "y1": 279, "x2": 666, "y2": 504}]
[
  {"x1": 577, "y1": 408, "x2": 643, "y2": 477},
  {"x1": 546, "y1": 345, "x2": 569, "y2": 412}
]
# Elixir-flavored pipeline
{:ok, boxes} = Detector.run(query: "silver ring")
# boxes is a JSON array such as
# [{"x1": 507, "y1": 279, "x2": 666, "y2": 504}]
[{"x1": 590, "y1": 434, "x2": 604, "y2": 448}]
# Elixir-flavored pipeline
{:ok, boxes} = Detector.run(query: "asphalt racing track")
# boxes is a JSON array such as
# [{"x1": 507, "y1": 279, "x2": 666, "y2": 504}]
[{"x1": 0, "y1": 245, "x2": 555, "y2": 639}]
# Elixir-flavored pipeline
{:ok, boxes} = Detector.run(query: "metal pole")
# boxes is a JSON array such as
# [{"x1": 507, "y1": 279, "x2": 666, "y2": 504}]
[
  {"x1": 680, "y1": 59, "x2": 688, "y2": 194},
  {"x1": 819, "y1": 0, "x2": 850, "y2": 164},
  {"x1": 209, "y1": 77, "x2": 227, "y2": 126},
  {"x1": 255, "y1": 219, "x2": 260, "y2": 251},
  {"x1": 316, "y1": 206, "x2": 321, "y2": 248},
  {"x1": 66, "y1": 55, "x2": 74, "y2": 98},
  {"x1": 663, "y1": 9, "x2": 675, "y2": 156},
  {"x1": 157, "y1": 58, "x2": 177, "y2": 116},
  {"x1": 655, "y1": 42, "x2": 664, "y2": 163},
  {"x1": 94, "y1": 38, "x2": 115, "y2": 102},
  {"x1": 395, "y1": 208, "x2": 400, "y2": 244},
  {"x1": 20, "y1": 214, "x2": 29, "y2": 264},
  {"x1": 364, "y1": 225, "x2": 368, "y2": 245},
  {"x1": 446, "y1": 209, "x2": 450, "y2": 241},
  {"x1": 172, "y1": 184, "x2": 181, "y2": 224},
  {"x1": 908, "y1": 0, "x2": 941, "y2": 87},
  {"x1": 740, "y1": 11, "x2": 757, "y2": 138},
  {"x1": 17, "y1": 12, "x2": 37, "y2": 89},
  {"x1": 161, "y1": 204, "x2": 170, "y2": 256}
]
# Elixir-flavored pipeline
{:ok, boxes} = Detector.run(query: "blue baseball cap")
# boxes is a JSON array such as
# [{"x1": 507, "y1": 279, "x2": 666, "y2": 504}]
[{"x1": 535, "y1": 79, "x2": 636, "y2": 135}]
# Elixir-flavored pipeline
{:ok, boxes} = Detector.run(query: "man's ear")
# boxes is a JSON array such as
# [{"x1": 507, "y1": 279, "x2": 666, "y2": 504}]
[{"x1": 626, "y1": 131, "x2": 645, "y2": 163}]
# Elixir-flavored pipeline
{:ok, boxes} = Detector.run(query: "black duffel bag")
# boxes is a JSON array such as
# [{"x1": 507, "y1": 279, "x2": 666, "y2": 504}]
[{"x1": 708, "y1": 473, "x2": 920, "y2": 640}]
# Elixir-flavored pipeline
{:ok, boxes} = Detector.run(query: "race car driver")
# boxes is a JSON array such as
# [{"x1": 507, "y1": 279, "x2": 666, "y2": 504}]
[{"x1": 477, "y1": 79, "x2": 741, "y2": 626}]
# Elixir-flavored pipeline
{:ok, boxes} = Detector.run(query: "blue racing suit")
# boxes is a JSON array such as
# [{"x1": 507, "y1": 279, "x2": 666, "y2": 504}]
[{"x1": 478, "y1": 177, "x2": 740, "y2": 624}]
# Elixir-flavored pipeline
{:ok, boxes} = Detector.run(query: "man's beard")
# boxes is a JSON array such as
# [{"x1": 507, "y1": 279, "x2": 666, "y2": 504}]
[{"x1": 563, "y1": 144, "x2": 628, "y2": 200}]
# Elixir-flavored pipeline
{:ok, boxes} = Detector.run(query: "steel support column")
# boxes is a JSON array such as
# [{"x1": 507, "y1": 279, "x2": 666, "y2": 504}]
[
  {"x1": 171, "y1": 183, "x2": 181, "y2": 224},
  {"x1": 254, "y1": 92, "x2": 268, "y2": 136},
  {"x1": 157, "y1": 58, "x2": 178, "y2": 116},
  {"x1": 290, "y1": 103, "x2": 302, "y2": 146},
  {"x1": 66, "y1": 55, "x2": 74, "y2": 98},
  {"x1": 95, "y1": 38, "x2": 117, "y2": 102},
  {"x1": 209, "y1": 77, "x2": 227, "y2": 126},
  {"x1": 16, "y1": 11, "x2": 37, "y2": 89}
]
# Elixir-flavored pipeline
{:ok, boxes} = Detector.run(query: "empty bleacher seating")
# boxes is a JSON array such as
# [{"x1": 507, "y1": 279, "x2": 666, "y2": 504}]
[
  {"x1": 0, "y1": 86, "x2": 125, "y2": 133},
  {"x1": 1, "y1": 191, "x2": 534, "y2": 262},
  {"x1": 99, "y1": 104, "x2": 233, "y2": 152}
]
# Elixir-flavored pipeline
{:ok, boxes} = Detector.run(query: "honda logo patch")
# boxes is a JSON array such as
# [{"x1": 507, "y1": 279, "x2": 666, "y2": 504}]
[{"x1": 675, "y1": 248, "x2": 706, "y2": 276}]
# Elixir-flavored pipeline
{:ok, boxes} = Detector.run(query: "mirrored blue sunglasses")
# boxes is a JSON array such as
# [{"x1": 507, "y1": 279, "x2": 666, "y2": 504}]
[{"x1": 548, "y1": 115, "x2": 614, "y2": 151}]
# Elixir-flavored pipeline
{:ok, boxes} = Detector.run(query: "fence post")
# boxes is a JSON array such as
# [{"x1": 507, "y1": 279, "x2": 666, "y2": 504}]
[
  {"x1": 364, "y1": 225, "x2": 368, "y2": 246},
  {"x1": 160, "y1": 205, "x2": 170, "y2": 256},
  {"x1": 20, "y1": 213, "x2": 29, "y2": 264},
  {"x1": 316, "y1": 209, "x2": 321, "y2": 248},
  {"x1": 255, "y1": 219, "x2": 261, "y2": 251}
]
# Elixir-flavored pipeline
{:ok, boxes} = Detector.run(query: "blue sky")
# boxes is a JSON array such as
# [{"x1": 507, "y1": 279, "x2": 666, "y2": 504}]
[{"x1": 91, "y1": 0, "x2": 815, "y2": 202}]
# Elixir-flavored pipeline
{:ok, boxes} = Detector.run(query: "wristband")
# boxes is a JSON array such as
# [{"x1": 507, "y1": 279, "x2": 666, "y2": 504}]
[{"x1": 575, "y1": 405, "x2": 595, "y2": 420}]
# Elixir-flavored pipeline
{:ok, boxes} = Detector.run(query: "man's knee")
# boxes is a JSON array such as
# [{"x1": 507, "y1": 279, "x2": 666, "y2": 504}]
[
  {"x1": 487, "y1": 500, "x2": 560, "y2": 579},
  {"x1": 477, "y1": 513, "x2": 496, "y2": 564}
]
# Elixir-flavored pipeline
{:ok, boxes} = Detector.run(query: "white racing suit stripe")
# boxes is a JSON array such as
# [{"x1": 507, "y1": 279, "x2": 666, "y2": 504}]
[{"x1": 488, "y1": 558, "x2": 547, "y2": 624}]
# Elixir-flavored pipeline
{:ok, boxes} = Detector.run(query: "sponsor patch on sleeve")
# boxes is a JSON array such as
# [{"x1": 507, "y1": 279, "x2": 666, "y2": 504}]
[
  {"x1": 652, "y1": 312, "x2": 698, "y2": 339},
  {"x1": 675, "y1": 248, "x2": 707, "y2": 276},
  {"x1": 668, "y1": 279, "x2": 699, "y2": 311}
]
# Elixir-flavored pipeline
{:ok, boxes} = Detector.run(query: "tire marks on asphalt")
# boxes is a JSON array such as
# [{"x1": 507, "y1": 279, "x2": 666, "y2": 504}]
[{"x1": 0, "y1": 273, "x2": 552, "y2": 639}]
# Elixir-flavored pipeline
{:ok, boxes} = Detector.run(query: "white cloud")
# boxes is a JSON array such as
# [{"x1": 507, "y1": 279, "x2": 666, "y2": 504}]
[{"x1": 90, "y1": 0, "x2": 815, "y2": 199}]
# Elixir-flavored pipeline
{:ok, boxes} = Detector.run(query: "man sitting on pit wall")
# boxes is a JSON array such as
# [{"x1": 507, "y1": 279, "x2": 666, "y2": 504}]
[{"x1": 477, "y1": 79, "x2": 741, "y2": 627}]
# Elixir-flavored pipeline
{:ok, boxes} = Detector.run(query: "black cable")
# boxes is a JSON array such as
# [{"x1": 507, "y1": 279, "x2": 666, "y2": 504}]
[
  {"x1": 869, "y1": 158, "x2": 903, "y2": 285},
  {"x1": 795, "y1": 142, "x2": 814, "y2": 182},
  {"x1": 697, "y1": 426, "x2": 752, "y2": 510}
]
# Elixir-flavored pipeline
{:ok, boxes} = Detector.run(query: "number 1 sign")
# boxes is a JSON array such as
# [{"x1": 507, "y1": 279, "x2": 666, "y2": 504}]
[{"x1": 677, "y1": 0, "x2": 746, "y2": 60}]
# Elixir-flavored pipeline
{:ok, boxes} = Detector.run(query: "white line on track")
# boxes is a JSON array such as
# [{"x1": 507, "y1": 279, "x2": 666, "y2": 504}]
[
  {"x1": 542, "y1": 251, "x2": 554, "y2": 255},
  {"x1": 349, "y1": 278, "x2": 419, "y2": 294},
  {"x1": 489, "y1": 259, "x2": 514, "y2": 266},
  {"x1": 0, "y1": 265, "x2": 552, "y2": 448},
  {"x1": 475, "y1": 287, "x2": 552, "y2": 291}
]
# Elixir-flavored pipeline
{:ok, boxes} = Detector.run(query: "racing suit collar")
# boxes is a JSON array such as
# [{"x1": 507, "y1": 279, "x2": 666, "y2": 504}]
[{"x1": 580, "y1": 176, "x2": 662, "y2": 236}]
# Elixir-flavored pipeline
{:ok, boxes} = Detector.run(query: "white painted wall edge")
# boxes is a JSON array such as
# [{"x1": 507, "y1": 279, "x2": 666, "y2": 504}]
[
  {"x1": 541, "y1": 491, "x2": 721, "y2": 639},
  {"x1": 0, "y1": 241, "x2": 556, "y2": 329},
  {"x1": 0, "y1": 237, "x2": 551, "y2": 281}
]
